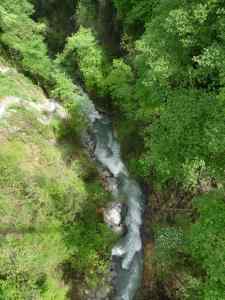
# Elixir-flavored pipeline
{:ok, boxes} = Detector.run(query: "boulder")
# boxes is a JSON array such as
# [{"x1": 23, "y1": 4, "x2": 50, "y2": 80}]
[{"x1": 104, "y1": 202, "x2": 124, "y2": 234}]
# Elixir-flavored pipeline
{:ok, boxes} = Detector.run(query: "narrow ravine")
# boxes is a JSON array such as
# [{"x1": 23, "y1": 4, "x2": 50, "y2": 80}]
[
  {"x1": 79, "y1": 91, "x2": 145, "y2": 300},
  {"x1": 1, "y1": 1, "x2": 224, "y2": 299}
]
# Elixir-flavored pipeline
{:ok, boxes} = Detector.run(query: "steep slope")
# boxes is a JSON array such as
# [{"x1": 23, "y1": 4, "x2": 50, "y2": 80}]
[{"x1": 0, "y1": 60, "x2": 114, "y2": 299}]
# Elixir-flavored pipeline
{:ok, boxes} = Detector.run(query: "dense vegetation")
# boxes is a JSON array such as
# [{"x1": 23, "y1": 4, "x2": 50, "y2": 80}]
[
  {"x1": 0, "y1": 0, "x2": 224, "y2": 299},
  {"x1": 107, "y1": 1, "x2": 225, "y2": 299},
  {"x1": 0, "y1": 63, "x2": 115, "y2": 299},
  {"x1": 0, "y1": 1, "x2": 115, "y2": 298}
]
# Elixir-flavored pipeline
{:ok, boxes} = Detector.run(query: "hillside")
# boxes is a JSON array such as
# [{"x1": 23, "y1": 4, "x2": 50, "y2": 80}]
[{"x1": 0, "y1": 59, "x2": 115, "y2": 299}]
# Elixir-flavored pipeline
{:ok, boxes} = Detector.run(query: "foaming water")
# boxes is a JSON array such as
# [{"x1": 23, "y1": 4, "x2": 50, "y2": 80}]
[{"x1": 78, "y1": 89, "x2": 144, "y2": 300}]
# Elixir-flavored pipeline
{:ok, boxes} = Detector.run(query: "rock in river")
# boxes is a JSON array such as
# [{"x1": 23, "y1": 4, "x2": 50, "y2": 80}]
[{"x1": 104, "y1": 202, "x2": 124, "y2": 234}]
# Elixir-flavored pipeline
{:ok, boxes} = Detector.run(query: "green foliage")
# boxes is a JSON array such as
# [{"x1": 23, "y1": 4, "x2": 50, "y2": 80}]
[
  {"x1": 154, "y1": 226, "x2": 184, "y2": 271},
  {"x1": 105, "y1": 58, "x2": 135, "y2": 114},
  {"x1": 76, "y1": 0, "x2": 97, "y2": 30},
  {"x1": 113, "y1": 0, "x2": 156, "y2": 28},
  {"x1": 0, "y1": 1, "x2": 118, "y2": 297},
  {"x1": 51, "y1": 71, "x2": 86, "y2": 134},
  {"x1": 142, "y1": 89, "x2": 225, "y2": 185},
  {"x1": 0, "y1": 0, "x2": 53, "y2": 82},
  {"x1": 0, "y1": 231, "x2": 68, "y2": 300},
  {"x1": 151, "y1": 191, "x2": 225, "y2": 299},
  {"x1": 59, "y1": 26, "x2": 107, "y2": 94},
  {"x1": 0, "y1": 144, "x2": 74, "y2": 299},
  {"x1": 105, "y1": 0, "x2": 225, "y2": 190},
  {"x1": 185, "y1": 191, "x2": 225, "y2": 300},
  {"x1": 32, "y1": 0, "x2": 77, "y2": 54},
  {"x1": 63, "y1": 181, "x2": 116, "y2": 287},
  {"x1": 0, "y1": 99, "x2": 91, "y2": 298},
  {"x1": 0, "y1": 0, "x2": 84, "y2": 132},
  {"x1": 0, "y1": 84, "x2": 116, "y2": 295},
  {"x1": 52, "y1": 71, "x2": 78, "y2": 102},
  {"x1": 0, "y1": 69, "x2": 46, "y2": 101},
  {"x1": 1, "y1": 0, "x2": 225, "y2": 298},
  {"x1": 103, "y1": 4, "x2": 225, "y2": 298}
]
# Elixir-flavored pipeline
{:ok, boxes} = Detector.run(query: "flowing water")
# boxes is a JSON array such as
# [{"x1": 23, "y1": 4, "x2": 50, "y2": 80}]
[{"x1": 79, "y1": 91, "x2": 145, "y2": 300}]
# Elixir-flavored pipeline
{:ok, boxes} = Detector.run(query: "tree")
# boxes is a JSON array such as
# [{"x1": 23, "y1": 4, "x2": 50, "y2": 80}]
[
  {"x1": 186, "y1": 191, "x2": 225, "y2": 299},
  {"x1": 142, "y1": 89, "x2": 225, "y2": 185},
  {"x1": 58, "y1": 26, "x2": 107, "y2": 94}
]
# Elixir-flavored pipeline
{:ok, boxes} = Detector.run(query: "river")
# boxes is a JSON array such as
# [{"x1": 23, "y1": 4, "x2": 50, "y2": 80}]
[{"x1": 79, "y1": 91, "x2": 145, "y2": 300}]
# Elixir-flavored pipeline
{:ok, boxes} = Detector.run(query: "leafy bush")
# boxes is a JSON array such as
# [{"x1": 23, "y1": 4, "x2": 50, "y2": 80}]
[
  {"x1": 185, "y1": 191, "x2": 225, "y2": 299},
  {"x1": 58, "y1": 26, "x2": 107, "y2": 94},
  {"x1": 154, "y1": 226, "x2": 184, "y2": 276},
  {"x1": 105, "y1": 58, "x2": 135, "y2": 114},
  {"x1": 152, "y1": 191, "x2": 225, "y2": 299},
  {"x1": 0, "y1": 0, "x2": 53, "y2": 82},
  {"x1": 63, "y1": 181, "x2": 117, "y2": 287},
  {"x1": 143, "y1": 89, "x2": 225, "y2": 185}
]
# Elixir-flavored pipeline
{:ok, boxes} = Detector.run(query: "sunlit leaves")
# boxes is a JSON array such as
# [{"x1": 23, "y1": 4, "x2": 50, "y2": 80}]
[
  {"x1": 62, "y1": 26, "x2": 107, "y2": 93},
  {"x1": 143, "y1": 90, "x2": 225, "y2": 184},
  {"x1": 186, "y1": 191, "x2": 225, "y2": 299}
]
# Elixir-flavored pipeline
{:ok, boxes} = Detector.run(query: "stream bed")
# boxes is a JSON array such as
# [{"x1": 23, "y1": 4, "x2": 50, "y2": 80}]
[{"x1": 80, "y1": 92, "x2": 145, "y2": 300}]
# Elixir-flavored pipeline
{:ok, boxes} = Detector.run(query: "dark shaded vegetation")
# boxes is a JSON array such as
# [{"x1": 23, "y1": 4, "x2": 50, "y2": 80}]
[{"x1": 32, "y1": 0, "x2": 78, "y2": 55}]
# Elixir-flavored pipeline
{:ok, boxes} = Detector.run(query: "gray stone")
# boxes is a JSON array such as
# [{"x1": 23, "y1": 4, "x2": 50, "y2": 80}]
[{"x1": 104, "y1": 202, "x2": 124, "y2": 234}]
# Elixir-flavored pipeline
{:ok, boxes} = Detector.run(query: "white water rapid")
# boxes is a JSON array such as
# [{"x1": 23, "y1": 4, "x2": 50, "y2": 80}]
[{"x1": 79, "y1": 90, "x2": 145, "y2": 300}]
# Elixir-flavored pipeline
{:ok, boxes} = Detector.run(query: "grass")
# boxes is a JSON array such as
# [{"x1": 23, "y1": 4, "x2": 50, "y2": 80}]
[{"x1": 0, "y1": 61, "x2": 46, "y2": 102}]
